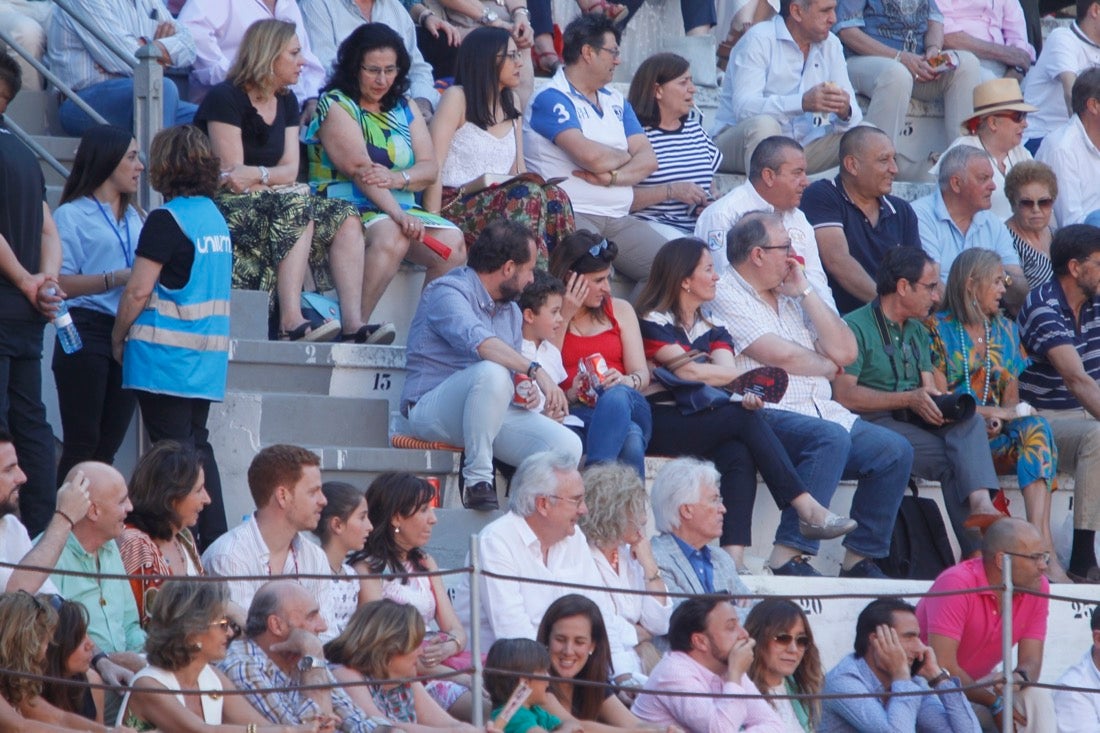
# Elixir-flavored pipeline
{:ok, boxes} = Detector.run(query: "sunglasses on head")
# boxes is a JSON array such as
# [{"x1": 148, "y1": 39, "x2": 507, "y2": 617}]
[
  {"x1": 773, "y1": 633, "x2": 811, "y2": 649},
  {"x1": 571, "y1": 238, "x2": 612, "y2": 269}
]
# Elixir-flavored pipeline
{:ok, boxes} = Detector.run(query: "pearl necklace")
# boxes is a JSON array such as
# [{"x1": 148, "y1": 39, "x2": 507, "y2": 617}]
[{"x1": 959, "y1": 318, "x2": 993, "y2": 405}]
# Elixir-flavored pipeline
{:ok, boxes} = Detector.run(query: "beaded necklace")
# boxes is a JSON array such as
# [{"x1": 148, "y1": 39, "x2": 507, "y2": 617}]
[{"x1": 958, "y1": 318, "x2": 993, "y2": 405}]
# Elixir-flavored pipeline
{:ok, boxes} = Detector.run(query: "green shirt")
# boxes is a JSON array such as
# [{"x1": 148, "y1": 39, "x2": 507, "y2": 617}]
[
  {"x1": 843, "y1": 301, "x2": 933, "y2": 392},
  {"x1": 491, "y1": 704, "x2": 561, "y2": 733},
  {"x1": 51, "y1": 533, "x2": 146, "y2": 654}
]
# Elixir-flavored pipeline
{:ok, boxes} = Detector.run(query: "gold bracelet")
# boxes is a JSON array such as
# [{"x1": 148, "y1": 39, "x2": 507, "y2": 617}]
[
  {"x1": 246, "y1": 723, "x2": 257, "y2": 733},
  {"x1": 609, "y1": 169, "x2": 619, "y2": 187},
  {"x1": 646, "y1": 571, "x2": 661, "y2": 582}
]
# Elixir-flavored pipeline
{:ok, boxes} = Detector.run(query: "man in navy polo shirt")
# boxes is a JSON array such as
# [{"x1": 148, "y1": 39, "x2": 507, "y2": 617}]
[
  {"x1": 801, "y1": 126, "x2": 921, "y2": 314},
  {"x1": 1019, "y1": 223, "x2": 1100, "y2": 583}
]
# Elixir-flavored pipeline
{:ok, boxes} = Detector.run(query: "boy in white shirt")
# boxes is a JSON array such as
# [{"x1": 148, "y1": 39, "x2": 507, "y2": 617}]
[{"x1": 519, "y1": 272, "x2": 583, "y2": 430}]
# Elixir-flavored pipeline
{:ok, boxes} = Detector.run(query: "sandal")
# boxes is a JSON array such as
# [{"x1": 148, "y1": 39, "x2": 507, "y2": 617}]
[
  {"x1": 277, "y1": 319, "x2": 340, "y2": 342},
  {"x1": 337, "y1": 323, "x2": 397, "y2": 345},
  {"x1": 533, "y1": 49, "x2": 562, "y2": 76}
]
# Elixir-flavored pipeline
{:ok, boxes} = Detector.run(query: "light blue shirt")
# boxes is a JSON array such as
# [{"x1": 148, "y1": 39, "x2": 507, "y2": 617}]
[
  {"x1": 911, "y1": 189, "x2": 1020, "y2": 281},
  {"x1": 55, "y1": 197, "x2": 143, "y2": 316},
  {"x1": 819, "y1": 654, "x2": 980, "y2": 732}
]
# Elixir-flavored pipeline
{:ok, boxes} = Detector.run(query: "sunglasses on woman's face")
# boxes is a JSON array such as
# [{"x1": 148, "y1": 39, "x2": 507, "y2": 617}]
[
  {"x1": 1016, "y1": 197, "x2": 1054, "y2": 211},
  {"x1": 990, "y1": 110, "x2": 1027, "y2": 123},
  {"x1": 772, "y1": 633, "x2": 811, "y2": 649}
]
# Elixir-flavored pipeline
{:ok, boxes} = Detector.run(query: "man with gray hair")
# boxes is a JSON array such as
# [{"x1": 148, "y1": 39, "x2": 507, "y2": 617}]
[
  {"x1": 454, "y1": 450, "x2": 639, "y2": 673},
  {"x1": 649, "y1": 457, "x2": 752, "y2": 602},
  {"x1": 1037, "y1": 67, "x2": 1100, "y2": 229},
  {"x1": 695, "y1": 135, "x2": 836, "y2": 310},
  {"x1": 911, "y1": 144, "x2": 1028, "y2": 310},
  {"x1": 219, "y1": 580, "x2": 390, "y2": 731}
]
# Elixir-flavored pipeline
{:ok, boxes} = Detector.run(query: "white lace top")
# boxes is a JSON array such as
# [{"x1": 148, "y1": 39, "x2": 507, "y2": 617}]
[{"x1": 440, "y1": 120, "x2": 517, "y2": 188}]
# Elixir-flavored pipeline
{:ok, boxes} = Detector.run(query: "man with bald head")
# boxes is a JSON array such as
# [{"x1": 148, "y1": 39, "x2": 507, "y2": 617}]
[
  {"x1": 49, "y1": 461, "x2": 144, "y2": 673},
  {"x1": 801, "y1": 126, "x2": 923, "y2": 314},
  {"x1": 916, "y1": 518, "x2": 1055, "y2": 731},
  {"x1": 220, "y1": 580, "x2": 389, "y2": 732}
]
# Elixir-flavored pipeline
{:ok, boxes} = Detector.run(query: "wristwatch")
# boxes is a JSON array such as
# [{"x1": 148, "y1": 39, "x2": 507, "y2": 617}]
[
  {"x1": 929, "y1": 669, "x2": 951, "y2": 687},
  {"x1": 480, "y1": 8, "x2": 499, "y2": 24},
  {"x1": 298, "y1": 655, "x2": 326, "y2": 672},
  {"x1": 258, "y1": 165, "x2": 269, "y2": 186},
  {"x1": 527, "y1": 361, "x2": 542, "y2": 378}
]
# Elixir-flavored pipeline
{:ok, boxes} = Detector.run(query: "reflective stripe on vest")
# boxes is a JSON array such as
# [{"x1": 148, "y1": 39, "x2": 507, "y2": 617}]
[{"x1": 127, "y1": 324, "x2": 230, "y2": 353}]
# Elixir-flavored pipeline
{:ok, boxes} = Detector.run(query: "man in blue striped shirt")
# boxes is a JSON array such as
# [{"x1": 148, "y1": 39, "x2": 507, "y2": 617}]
[{"x1": 1018, "y1": 223, "x2": 1100, "y2": 583}]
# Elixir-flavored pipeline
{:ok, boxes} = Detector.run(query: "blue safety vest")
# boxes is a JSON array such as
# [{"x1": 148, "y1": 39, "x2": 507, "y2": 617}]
[{"x1": 123, "y1": 196, "x2": 232, "y2": 401}]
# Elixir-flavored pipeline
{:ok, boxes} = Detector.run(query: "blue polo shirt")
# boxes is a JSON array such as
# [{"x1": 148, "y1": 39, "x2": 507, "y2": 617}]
[
  {"x1": 911, "y1": 189, "x2": 1020, "y2": 280},
  {"x1": 801, "y1": 176, "x2": 922, "y2": 314},
  {"x1": 1018, "y1": 278, "x2": 1100, "y2": 409}
]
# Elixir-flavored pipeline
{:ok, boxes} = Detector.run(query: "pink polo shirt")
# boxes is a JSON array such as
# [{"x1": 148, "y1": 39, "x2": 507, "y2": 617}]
[{"x1": 915, "y1": 557, "x2": 1048, "y2": 680}]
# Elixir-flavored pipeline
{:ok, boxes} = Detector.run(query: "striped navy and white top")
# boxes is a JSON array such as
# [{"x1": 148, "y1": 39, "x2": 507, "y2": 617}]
[
  {"x1": 1019, "y1": 278, "x2": 1100, "y2": 409},
  {"x1": 635, "y1": 111, "x2": 722, "y2": 233}
]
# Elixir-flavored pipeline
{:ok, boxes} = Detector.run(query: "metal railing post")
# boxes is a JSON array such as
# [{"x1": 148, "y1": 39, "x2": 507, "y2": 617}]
[
  {"x1": 133, "y1": 44, "x2": 163, "y2": 211},
  {"x1": 470, "y1": 534, "x2": 483, "y2": 728},
  {"x1": 1001, "y1": 554, "x2": 1014, "y2": 733}
]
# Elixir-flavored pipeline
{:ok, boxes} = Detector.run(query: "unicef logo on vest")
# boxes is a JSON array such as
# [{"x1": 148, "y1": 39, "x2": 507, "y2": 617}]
[
  {"x1": 706, "y1": 231, "x2": 723, "y2": 252},
  {"x1": 196, "y1": 234, "x2": 231, "y2": 254}
]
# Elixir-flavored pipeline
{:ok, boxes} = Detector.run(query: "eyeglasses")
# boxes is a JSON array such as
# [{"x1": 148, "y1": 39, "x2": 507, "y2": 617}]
[
  {"x1": 593, "y1": 45, "x2": 621, "y2": 59},
  {"x1": 1016, "y1": 197, "x2": 1054, "y2": 211},
  {"x1": 544, "y1": 494, "x2": 586, "y2": 507},
  {"x1": 990, "y1": 110, "x2": 1027, "y2": 123},
  {"x1": 772, "y1": 633, "x2": 811, "y2": 649},
  {"x1": 760, "y1": 244, "x2": 793, "y2": 255},
  {"x1": 360, "y1": 65, "x2": 399, "y2": 78},
  {"x1": 1003, "y1": 550, "x2": 1051, "y2": 564},
  {"x1": 914, "y1": 279, "x2": 940, "y2": 294},
  {"x1": 499, "y1": 49, "x2": 524, "y2": 63},
  {"x1": 209, "y1": 617, "x2": 238, "y2": 635}
]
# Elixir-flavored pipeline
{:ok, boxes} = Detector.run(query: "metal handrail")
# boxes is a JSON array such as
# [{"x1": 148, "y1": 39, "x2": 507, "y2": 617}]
[{"x1": 2, "y1": 117, "x2": 67, "y2": 177}]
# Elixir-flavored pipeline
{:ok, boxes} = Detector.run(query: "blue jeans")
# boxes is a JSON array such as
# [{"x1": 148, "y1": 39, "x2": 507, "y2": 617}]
[
  {"x1": 570, "y1": 385, "x2": 651, "y2": 479},
  {"x1": 59, "y1": 77, "x2": 197, "y2": 137},
  {"x1": 761, "y1": 410, "x2": 913, "y2": 558}
]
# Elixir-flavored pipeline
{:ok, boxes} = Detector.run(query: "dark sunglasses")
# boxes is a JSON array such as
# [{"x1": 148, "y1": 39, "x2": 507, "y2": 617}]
[
  {"x1": 1016, "y1": 197, "x2": 1054, "y2": 210},
  {"x1": 773, "y1": 633, "x2": 811, "y2": 649},
  {"x1": 990, "y1": 110, "x2": 1027, "y2": 123}
]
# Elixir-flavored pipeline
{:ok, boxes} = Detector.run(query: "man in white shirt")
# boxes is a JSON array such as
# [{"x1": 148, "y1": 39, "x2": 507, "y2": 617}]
[
  {"x1": 1037, "y1": 67, "x2": 1100, "y2": 228},
  {"x1": 1054, "y1": 606, "x2": 1100, "y2": 733},
  {"x1": 1022, "y1": 0, "x2": 1100, "y2": 150},
  {"x1": 202, "y1": 444, "x2": 333, "y2": 635},
  {"x1": 695, "y1": 135, "x2": 836, "y2": 311},
  {"x1": 715, "y1": 0, "x2": 861, "y2": 174},
  {"x1": 455, "y1": 450, "x2": 637, "y2": 673},
  {"x1": 633, "y1": 596, "x2": 783, "y2": 732},
  {"x1": 178, "y1": 0, "x2": 325, "y2": 107},
  {"x1": 523, "y1": 13, "x2": 664, "y2": 288}
]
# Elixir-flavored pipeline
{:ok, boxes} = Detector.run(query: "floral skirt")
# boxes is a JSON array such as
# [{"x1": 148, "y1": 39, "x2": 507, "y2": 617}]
[
  {"x1": 441, "y1": 178, "x2": 574, "y2": 269},
  {"x1": 991, "y1": 414, "x2": 1059, "y2": 491},
  {"x1": 214, "y1": 190, "x2": 359, "y2": 298}
]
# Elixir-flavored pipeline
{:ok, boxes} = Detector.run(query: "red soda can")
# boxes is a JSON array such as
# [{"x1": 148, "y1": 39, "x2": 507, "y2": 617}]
[
  {"x1": 513, "y1": 373, "x2": 536, "y2": 405},
  {"x1": 581, "y1": 353, "x2": 609, "y2": 385},
  {"x1": 426, "y1": 476, "x2": 441, "y2": 508}
]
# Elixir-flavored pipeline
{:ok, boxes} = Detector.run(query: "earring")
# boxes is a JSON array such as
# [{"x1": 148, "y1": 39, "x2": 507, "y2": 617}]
[
  {"x1": 191, "y1": 641, "x2": 203, "y2": 651},
  {"x1": 394, "y1": 526, "x2": 400, "y2": 534}
]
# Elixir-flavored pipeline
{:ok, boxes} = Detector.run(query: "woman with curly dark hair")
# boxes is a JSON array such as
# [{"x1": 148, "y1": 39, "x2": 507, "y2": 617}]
[
  {"x1": 118, "y1": 440, "x2": 210, "y2": 626},
  {"x1": 306, "y1": 22, "x2": 465, "y2": 337},
  {"x1": 743, "y1": 599, "x2": 823, "y2": 732},
  {"x1": 350, "y1": 472, "x2": 481, "y2": 720},
  {"x1": 111, "y1": 124, "x2": 231, "y2": 548},
  {"x1": 121, "y1": 579, "x2": 313, "y2": 731}
]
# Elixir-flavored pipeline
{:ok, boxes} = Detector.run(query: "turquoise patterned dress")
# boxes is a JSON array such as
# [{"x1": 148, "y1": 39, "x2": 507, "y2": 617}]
[
  {"x1": 928, "y1": 311, "x2": 1058, "y2": 490},
  {"x1": 305, "y1": 90, "x2": 456, "y2": 232}
]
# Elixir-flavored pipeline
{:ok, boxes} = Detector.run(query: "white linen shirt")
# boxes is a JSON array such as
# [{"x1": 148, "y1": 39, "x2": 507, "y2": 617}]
[
  {"x1": 178, "y1": 0, "x2": 326, "y2": 104},
  {"x1": 1054, "y1": 648, "x2": 1100, "y2": 733},
  {"x1": 201, "y1": 514, "x2": 334, "y2": 638},
  {"x1": 0, "y1": 515, "x2": 58, "y2": 594},
  {"x1": 299, "y1": 0, "x2": 440, "y2": 106},
  {"x1": 452, "y1": 511, "x2": 638, "y2": 672},
  {"x1": 710, "y1": 265, "x2": 859, "y2": 430},
  {"x1": 694, "y1": 180, "x2": 837, "y2": 312},
  {"x1": 591, "y1": 544, "x2": 672, "y2": 638},
  {"x1": 716, "y1": 15, "x2": 861, "y2": 144},
  {"x1": 1036, "y1": 115, "x2": 1100, "y2": 228},
  {"x1": 1022, "y1": 23, "x2": 1100, "y2": 142}
]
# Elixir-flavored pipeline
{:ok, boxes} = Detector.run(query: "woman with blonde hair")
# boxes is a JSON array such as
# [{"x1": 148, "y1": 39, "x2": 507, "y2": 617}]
[
  {"x1": 195, "y1": 19, "x2": 389, "y2": 343},
  {"x1": 578, "y1": 462, "x2": 670, "y2": 676},
  {"x1": 325, "y1": 599, "x2": 477, "y2": 733},
  {"x1": 928, "y1": 248, "x2": 1066, "y2": 581}
]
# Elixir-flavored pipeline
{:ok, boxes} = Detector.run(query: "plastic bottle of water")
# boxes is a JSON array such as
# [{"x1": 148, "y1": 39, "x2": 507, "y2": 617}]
[{"x1": 49, "y1": 287, "x2": 82, "y2": 354}]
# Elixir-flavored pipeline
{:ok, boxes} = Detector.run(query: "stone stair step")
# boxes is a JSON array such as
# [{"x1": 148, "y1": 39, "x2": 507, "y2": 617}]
[{"x1": 256, "y1": 393, "x2": 391, "y2": 447}]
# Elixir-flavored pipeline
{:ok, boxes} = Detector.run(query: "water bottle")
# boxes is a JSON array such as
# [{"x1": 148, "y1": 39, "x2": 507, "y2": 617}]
[{"x1": 49, "y1": 287, "x2": 83, "y2": 354}]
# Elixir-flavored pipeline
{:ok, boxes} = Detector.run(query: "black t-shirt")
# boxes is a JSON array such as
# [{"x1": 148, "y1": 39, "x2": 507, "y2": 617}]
[
  {"x1": 0, "y1": 124, "x2": 46, "y2": 321},
  {"x1": 135, "y1": 208, "x2": 193, "y2": 290},
  {"x1": 194, "y1": 82, "x2": 300, "y2": 167}
]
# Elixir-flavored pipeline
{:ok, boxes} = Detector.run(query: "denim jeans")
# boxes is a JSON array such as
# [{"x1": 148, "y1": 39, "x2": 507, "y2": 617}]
[
  {"x1": 761, "y1": 410, "x2": 913, "y2": 559},
  {"x1": 0, "y1": 320, "x2": 56, "y2": 536},
  {"x1": 408, "y1": 361, "x2": 583, "y2": 484},
  {"x1": 570, "y1": 385, "x2": 651, "y2": 479},
  {"x1": 59, "y1": 77, "x2": 197, "y2": 137}
]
